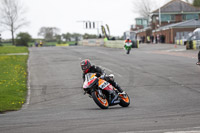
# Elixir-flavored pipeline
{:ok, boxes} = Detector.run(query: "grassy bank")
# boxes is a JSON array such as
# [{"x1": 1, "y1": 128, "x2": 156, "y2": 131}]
[
  {"x1": 0, "y1": 46, "x2": 28, "y2": 54},
  {"x1": 0, "y1": 46, "x2": 28, "y2": 113}
]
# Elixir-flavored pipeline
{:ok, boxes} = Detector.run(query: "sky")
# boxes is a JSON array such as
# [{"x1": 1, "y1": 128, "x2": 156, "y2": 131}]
[{"x1": 0, "y1": 0, "x2": 171, "y2": 39}]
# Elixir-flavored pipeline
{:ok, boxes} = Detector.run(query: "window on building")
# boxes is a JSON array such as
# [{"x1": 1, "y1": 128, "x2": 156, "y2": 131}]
[
  {"x1": 136, "y1": 19, "x2": 142, "y2": 25},
  {"x1": 182, "y1": 14, "x2": 199, "y2": 21},
  {"x1": 161, "y1": 14, "x2": 175, "y2": 22},
  {"x1": 143, "y1": 20, "x2": 148, "y2": 27},
  {"x1": 152, "y1": 16, "x2": 157, "y2": 23}
]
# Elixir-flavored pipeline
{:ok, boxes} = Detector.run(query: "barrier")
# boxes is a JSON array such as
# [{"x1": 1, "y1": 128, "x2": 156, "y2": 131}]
[
  {"x1": 78, "y1": 39, "x2": 104, "y2": 47},
  {"x1": 176, "y1": 39, "x2": 186, "y2": 45},
  {"x1": 104, "y1": 40, "x2": 124, "y2": 48},
  {"x1": 186, "y1": 40, "x2": 200, "y2": 50},
  {"x1": 56, "y1": 44, "x2": 69, "y2": 46},
  {"x1": 78, "y1": 39, "x2": 139, "y2": 49}
]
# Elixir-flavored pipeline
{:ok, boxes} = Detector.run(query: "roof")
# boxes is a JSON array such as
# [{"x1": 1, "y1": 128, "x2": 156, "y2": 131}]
[
  {"x1": 152, "y1": 0, "x2": 200, "y2": 14},
  {"x1": 135, "y1": 17, "x2": 148, "y2": 20},
  {"x1": 135, "y1": 27, "x2": 151, "y2": 33},
  {"x1": 153, "y1": 19, "x2": 200, "y2": 32}
]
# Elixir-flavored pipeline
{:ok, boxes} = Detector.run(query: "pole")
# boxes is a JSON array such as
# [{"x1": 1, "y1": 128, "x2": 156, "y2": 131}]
[{"x1": 159, "y1": 8, "x2": 161, "y2": 26}]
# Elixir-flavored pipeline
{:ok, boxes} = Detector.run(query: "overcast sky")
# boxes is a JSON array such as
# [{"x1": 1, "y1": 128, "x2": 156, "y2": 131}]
[{"x1": 1, "y1": 0, "x2": 172, "y2": 39}]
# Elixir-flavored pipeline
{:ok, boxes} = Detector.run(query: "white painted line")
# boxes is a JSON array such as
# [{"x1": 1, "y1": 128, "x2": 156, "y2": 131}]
[
  {"x1": 165, "y1": 131, "x2": 200, "y2": 133},
  {"x1": 165, "y1": 49, "x2": 186, "y2": 52},
  {"x1": 22, "y1": 52, "x2": 31, "y2": 109},
  {"x1": 118, "y1": 127, "x2": 200, "y2": 133}
]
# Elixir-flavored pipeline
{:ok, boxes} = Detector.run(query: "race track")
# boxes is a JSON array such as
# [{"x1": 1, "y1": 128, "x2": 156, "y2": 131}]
[{"x1": 1, "y1": 44, "x2": 200, "y2": 133}]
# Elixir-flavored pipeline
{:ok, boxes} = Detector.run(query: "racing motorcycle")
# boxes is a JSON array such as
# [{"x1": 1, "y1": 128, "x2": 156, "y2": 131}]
[
  {"x1": 83, "y1": 73, "x2": 130, "y2": 109},
  {"x1": 124, "y1": 42, "x2": 132, "y2": 54}
]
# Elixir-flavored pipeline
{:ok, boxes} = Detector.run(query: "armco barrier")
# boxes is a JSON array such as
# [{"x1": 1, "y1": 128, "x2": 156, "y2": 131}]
[
  {"x1": 176, "y1": 39, "x2": 187, "y2": 45},
  {"x1": 104, "y1": 40, "x2": 139, "y2": 48},
  {"x1": 104, "y1": 40, "x2": 124, "y2": 48},
  {"x1": 78, "y1": 39, "x2": 139, "y2": 48},
  {"x1": 193, "y1": 40, "x2": 200, "y2": 50},
  {"x1": 186, "y1": 40, "x2": 200, "y2": 50},
  {"x1": 56, "y1": 44, "x2": 69, "y2": 46},
  {"x1": 78, "y1": 39, "x2": 104, "y2": 47}
]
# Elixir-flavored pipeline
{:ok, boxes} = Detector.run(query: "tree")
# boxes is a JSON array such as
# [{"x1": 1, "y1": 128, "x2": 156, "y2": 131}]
[
  {"x1": 133, "y1": 0, "x2": 159, "y2": 18},
  {"x1": 83, "y1": 33, "x2": 97, "y2": 39},
  {"x1": 38, "y1": 27, "x2": 60, "y2": 41},
  {"x1": 0, "y1": 0, "x2": 29, "y2": 45},
  {"x1": 193, "y1": 0, "x2": 200, "y2": 7},
  {"x1": 55, "y1": 34, "x2": 62, "y2": 44},
  {"x1": 62, "y1": 32, "x2": 72, "y2": 42},
  {"x1": 16, "y1": 32, "x2": 32, "y2": 46}
]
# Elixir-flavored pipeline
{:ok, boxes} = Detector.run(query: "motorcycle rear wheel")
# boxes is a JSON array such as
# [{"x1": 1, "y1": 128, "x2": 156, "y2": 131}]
[
  {"x1": 119, "y1": 93, "x2": 130, "y2": 107},
  {"x1": 92, "y1": 90, "x2": 109, "y2": 109}
]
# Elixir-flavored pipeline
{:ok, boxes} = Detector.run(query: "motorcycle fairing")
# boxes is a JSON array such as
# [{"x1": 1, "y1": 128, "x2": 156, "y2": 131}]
[
  {"x1": 83, "y1": 73, "x2": 113, "y2": 91},
  {"x1": 83, "y1": 73, "x2": 98, "y2": 89},
  {"x1": 125, "y1": 42, "x2": 132, "y2": 47},
  {"x1": 98, "y1": 79, "x2": 113, "y2": 91}
]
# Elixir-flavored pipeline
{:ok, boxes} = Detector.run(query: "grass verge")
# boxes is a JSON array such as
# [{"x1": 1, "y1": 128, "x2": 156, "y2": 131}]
[
  {"x1": 0, "y1": 46, "x2": 28, "y2": 54},
  {"x1": 0, "y1": 46, "x2": 28, "y2": 113}
]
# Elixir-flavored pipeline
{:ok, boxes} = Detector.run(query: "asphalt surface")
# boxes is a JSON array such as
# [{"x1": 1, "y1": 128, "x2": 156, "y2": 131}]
[{"x1": 1, "y1": 44, "x2": 200, "y2": 133}]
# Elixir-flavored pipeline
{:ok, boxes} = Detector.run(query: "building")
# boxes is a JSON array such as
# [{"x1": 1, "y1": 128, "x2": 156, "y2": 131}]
[
  {"x1": 135, "y1": 0, "x2": 200, "y2": 44},
  {"x1": 135, "y1": 17, "x2": 149, "y2": 30},
  {"x1": 153, "y1": 19, "x2": 200, "y2": 44},
  {"x1": 151, "y1": 0, "x2": 200, "y2": 29}
]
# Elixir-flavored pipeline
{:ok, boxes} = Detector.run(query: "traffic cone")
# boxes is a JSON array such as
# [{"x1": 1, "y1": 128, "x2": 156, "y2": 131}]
[{"x1": 174, "y1": 44, "x2": 177, "y2": 48}]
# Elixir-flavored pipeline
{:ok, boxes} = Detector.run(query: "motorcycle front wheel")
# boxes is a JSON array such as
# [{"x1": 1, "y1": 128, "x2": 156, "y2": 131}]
[
  {"x1": 119, "y1": 93, "x2": 130, "y2": 107},
  {"x1": 92, "y1": 90, "x2": 109, "y2": 109}
]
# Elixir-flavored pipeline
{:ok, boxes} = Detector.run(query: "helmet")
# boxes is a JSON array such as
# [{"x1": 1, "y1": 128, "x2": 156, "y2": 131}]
[
  {"x1": 108, "y1": 74, "x2": 115, "y2": 81},
  {"x1": 80, "y1": 59, "x2": 91, "y2": 73}
]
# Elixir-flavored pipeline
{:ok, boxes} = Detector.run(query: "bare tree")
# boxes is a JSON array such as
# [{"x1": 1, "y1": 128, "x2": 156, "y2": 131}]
[
  {"x1": 133, "y1": 0, "x2": 168, "y2": 18},
  {"x1": 133, "y1": 0, "x2": 152, "y2": 18},
  {"x1": 38, "y1": 27, "x2": 60, "y2": 41},
  {"x1": 133, "y1": 0, "x2": 194, "y2": 19},
  {"x1": 0, "y1": 0, "x2": 29, "y2": 45}
]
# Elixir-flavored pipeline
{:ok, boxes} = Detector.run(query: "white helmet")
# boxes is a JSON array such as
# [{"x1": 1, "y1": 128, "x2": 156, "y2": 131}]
[{"x1": 109, "y1": 74, "x2": 115, "y2": 80}]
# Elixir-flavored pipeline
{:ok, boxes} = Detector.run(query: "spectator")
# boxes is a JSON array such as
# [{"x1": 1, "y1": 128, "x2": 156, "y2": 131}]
[
  {"x1": 35, "y1": 41, "x2": 38, "y2": 47},
  {"x1": 39, "y1": 40, "x2": 43, "y2": 47}
]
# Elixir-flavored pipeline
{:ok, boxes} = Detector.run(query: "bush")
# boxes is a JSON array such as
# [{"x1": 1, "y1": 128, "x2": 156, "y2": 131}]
[{"x1": 16, "y1": 32, "x2": 32, "y2": 47}]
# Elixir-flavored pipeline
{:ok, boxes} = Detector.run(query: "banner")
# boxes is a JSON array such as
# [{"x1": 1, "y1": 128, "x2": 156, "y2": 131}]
[
  {"x1": 106, "y1": 24, "x2": 110, "y2": 36},
  {"x1": 101, "y1": 25, "x2": 109, "y2": 39}
]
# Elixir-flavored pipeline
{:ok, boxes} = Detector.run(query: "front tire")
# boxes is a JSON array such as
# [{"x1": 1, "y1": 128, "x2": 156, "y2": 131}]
[
  {"x1": 92, "y1": 90, "x2": 109, "y2": 109},
  {"x1": 127, "y1": 49, "x2": 130, "y2": 54},
  {"x1": 119, "y1": 93, "x2": 130, "y2": 107}
]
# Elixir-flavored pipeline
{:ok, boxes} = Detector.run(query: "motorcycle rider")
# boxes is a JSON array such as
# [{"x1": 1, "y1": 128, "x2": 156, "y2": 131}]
[
  {"x1": 124, "y1": 38, "x2": 132, "y2": 54},
  {"x1": 124, "y1": 38, "x2": 132, "y2": 46},
  {"x1": 80, "y1": 59, "x2": 124, "y2": 93}
]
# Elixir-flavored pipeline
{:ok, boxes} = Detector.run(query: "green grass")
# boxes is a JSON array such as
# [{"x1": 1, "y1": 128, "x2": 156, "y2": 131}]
[
  {"x1": 0, "y1": 46, "x2": 28, "y2": 54},
  {"x1": 0, "y1": 46, "x2": 28, "y2": 113}
]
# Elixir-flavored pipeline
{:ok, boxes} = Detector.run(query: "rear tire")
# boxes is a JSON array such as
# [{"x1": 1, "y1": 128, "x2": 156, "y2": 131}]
[
  {"x1": 92, "y1": 90, "x2": 109, "y2": 109},
  {"x1": 119, "y1": 93, "x2": 130, "y2": 107}
]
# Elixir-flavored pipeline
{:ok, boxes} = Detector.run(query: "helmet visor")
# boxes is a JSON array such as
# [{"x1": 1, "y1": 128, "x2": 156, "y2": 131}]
[{"x1": 81, "y1": 65, "x2": 89, "y2": 70}]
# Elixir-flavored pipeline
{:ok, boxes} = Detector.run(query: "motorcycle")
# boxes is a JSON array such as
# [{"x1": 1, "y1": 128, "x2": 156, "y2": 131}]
[
  {"x1": 124, "y1": 42, "x2": 132, "y2": 54},
  {"x1": 83, "y1": 73, "x2": 130, "y2": 109}
]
